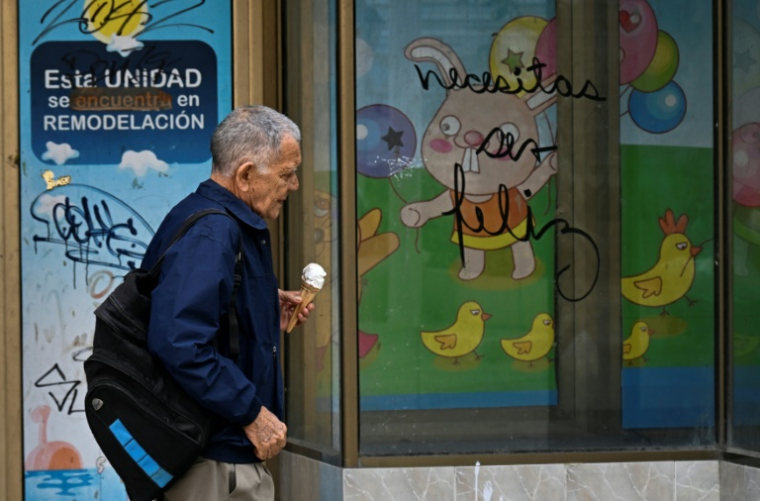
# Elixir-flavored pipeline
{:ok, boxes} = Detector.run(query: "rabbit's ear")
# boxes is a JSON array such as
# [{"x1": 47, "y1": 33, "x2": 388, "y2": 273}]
[
  {"x1": 523, "y1": 73, "x2": 557, "y2": 116},
  {"x1": 405, "y1": 37, "x2": 466, "y2": 87}
]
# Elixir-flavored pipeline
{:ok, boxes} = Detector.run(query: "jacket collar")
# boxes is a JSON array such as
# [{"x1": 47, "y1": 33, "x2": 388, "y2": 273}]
[{"x1": 196, "y1": 179, "x2": 269, "y2": 231}]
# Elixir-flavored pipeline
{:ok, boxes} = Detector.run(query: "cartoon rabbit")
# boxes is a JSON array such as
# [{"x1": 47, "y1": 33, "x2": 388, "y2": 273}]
[{"x1": 400, "y1": 37, "x2": 558, "y2": 280}]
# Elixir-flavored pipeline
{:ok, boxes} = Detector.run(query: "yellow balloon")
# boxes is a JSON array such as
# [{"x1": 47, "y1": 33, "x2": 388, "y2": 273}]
[
  {"x1": 83, "y1": 0, "x2": 149, "y2": 44},
  {"x1": 489, "y1": 16, "x2": 548, "y2": 97},
  {"x1": 630, "y1": 31, "x2": 679, "y2": 93}
]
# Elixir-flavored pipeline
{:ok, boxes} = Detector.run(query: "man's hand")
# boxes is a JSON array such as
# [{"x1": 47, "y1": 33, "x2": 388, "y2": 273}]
[
  {"x1": 279, "y1": 289, "x2": 315, "y2": 332},
  {"x1": 243, "y1": 407, "x2": 287, "y2": 460}
]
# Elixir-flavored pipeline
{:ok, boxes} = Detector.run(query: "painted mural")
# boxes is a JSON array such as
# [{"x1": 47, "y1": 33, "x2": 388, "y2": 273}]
[
  {"x1": 19, "y1": 2, "x2": 231, "y2": 499},
  {"x1": 353, "y1": 0, "x2": 716, "y2": 432},
  {"x1": 354, "y1": 1, "x2": 563, "y2": 412},
  {"x1": 619, "y1": 0, "x2": 715, "y2": 429}
]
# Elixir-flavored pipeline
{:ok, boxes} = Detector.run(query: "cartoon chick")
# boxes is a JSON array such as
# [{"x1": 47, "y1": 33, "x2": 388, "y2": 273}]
[
  {"x1": 421, "y1": 301, "x2": 490, "y2": 365},
  {"x1": 623, "y1": 321, "x2": 654, "y2": 365},
  {"x1": 621, "y1": 209, "x2": 702, "y2": 315},
  {"x1": 500, "y1": 313, "x2": 554, "y2": 367}
]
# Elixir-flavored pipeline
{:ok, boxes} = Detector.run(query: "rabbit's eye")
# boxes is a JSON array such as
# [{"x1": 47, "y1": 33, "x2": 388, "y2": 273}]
[
  {"x1": 676, "y1": 242, "x2": 687, "y2": 251},
  {"x1": 499, "y1": 123, "x2": 520, "y2": 142},
  {"x1": 440, "y1": 116, "x2": 461, "y2": 136}
]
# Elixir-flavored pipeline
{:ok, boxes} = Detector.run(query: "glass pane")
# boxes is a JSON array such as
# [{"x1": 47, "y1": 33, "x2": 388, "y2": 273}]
[
  {"x1": 283, "y1": 0, "x2": 341, "y2": 457},
  {"x1": 355, "y1": 0, "x2": 716, "y2": 456},
  {"x1": 731, "y1": 0, "x2": 760, "y2": 452},
  {"x1": 619, "y1": 1, "x2": 715, "y2": 434}
]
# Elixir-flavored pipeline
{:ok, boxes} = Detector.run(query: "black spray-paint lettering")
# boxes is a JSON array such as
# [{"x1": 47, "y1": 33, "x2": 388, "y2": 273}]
[
  {"x1": 415, "y1": 57, "x2": 605, "y2": 102},
  {"x1": 442, "y1": 162, "x2": 600, "y2": 302},
  {"x1": 32, "y1": 193, "x2": 150, "y2": 271}
]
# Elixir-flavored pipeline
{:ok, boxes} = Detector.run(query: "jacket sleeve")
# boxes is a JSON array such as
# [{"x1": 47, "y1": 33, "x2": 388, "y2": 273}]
[{"x1": 146, "y1": 222, "x2": 262, "y2": 426}]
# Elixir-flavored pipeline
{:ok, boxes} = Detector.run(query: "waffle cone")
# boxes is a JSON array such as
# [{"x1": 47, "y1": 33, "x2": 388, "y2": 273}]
[{"x1": 285, "y1": 282, "x2": 321, "y2": 333}]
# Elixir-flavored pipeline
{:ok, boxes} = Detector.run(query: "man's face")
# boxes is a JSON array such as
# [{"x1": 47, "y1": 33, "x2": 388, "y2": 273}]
[{"x1": 245, "y1": 136, "x2": 302, "y2": 220}]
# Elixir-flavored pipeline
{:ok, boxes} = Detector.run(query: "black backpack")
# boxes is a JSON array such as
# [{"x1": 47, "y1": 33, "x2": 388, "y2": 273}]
[{"x1": 84, "y1": 209, "x2": 242, "y2": 501}]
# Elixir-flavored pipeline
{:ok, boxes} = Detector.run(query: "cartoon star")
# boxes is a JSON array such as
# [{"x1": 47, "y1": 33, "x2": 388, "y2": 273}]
[
  {"x1": 735, "y1": 48, "x2": 757, "y2": 74},
  {"x1": 501, "y1": 48, "x2": 525, "y2": 74},
  {"x1": 381, "y1": 127, "x2": 405, "y2": 150}
]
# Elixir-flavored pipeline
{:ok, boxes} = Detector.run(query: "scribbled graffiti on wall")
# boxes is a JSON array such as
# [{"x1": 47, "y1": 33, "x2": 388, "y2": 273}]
[{"x1": 30, "y1": 182, "x2": 154, "y2": 279}]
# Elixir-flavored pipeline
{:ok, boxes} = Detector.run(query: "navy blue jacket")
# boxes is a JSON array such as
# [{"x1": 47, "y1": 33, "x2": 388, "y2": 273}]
[{"x1": 141, "y1": 179, "x2": 282, "y2": 464}]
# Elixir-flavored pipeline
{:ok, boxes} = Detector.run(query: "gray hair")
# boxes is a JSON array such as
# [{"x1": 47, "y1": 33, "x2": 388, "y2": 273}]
[{"x1": 210, "y1": 105, "x2": 301, "y2": 176}]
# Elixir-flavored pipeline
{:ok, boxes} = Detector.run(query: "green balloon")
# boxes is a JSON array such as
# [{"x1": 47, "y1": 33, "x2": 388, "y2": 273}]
[{"x1": 631, "y1": 31, "x2": 680, "y2": 92}]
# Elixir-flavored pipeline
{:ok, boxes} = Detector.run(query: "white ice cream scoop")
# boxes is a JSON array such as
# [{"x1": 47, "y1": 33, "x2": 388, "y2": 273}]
[
  {"x1": 301, "y1": 263, "x2": 326, "y2": 290},
  {"x1": 286, "y1": 263, "x2": 326, "y2": 333}
]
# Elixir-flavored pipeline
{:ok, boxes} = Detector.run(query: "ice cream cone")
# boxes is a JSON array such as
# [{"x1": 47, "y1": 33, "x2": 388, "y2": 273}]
[{"x1": 286, "y1": 281, "x2": 321, "y2": 333}]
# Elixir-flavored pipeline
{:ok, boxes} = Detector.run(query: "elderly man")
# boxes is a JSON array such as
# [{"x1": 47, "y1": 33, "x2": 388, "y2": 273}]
[{"x1": 140, "y1": 105, "x2": 313, "y2": 500}]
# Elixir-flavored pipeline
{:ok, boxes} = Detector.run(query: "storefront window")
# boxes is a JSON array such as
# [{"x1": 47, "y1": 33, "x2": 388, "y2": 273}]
[
  {"x1": 619, "y1": 0, "x2": 716, "y2": 434},
  {"x1": 355, "y1": 0, "x2": 716, "y2": 456}
]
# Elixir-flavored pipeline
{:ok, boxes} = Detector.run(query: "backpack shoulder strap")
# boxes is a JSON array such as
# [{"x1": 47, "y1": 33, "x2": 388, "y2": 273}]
[
  {"x1": 148, "y1": 209, "x2": 232, "y2": 277},
  {"x1": 149, "y1": 208, "x2": 244, "y2": 361}
]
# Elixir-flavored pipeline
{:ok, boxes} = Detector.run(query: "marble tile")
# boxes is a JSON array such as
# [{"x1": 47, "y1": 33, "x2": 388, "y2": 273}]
[
  {"x1": 455, "y1": 464, "x2": 565, "y2": 501},
  {"x1": 745, "y1": 464, "x2": 760, "y2": 501},
  {"x1": 567, "y1": 462, "x2": 674, "y2": 501},
  {"x1": 675, "y1": 461, "x2": 719, "y2": 501},
  {"x1": 719, "y1": 461, "x2": 744, "y2": 501},
  {"x1": 344, "y1": 467, "x2": 455, "y2": 501}
]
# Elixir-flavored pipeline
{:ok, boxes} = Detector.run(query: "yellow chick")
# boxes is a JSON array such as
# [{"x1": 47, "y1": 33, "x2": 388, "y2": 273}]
[
  {"x1": 621, "y1": 209, "x2": 702, "y2": 315},
  {"x1": 421, "y1": 301, "x2": 490, "y2": 365},
  {"x1": 623, "y1": 321, "x2": 654, "y2": 365},
  {"x1": 501, "y1": 313, "x2": 554, "y2": 367}
]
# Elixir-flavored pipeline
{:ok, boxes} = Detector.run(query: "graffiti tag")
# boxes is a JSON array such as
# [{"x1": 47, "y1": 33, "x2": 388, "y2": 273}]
[
  {"x1": 31, "y1": 184, "x2": 154, "y2": 273},
  {"x1": 34, "y1": 364, "x2": 85, "y2": 415}
]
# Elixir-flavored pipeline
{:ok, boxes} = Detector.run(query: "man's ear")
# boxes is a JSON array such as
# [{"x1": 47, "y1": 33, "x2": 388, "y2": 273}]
[{"x1": 234, "y1": 161, "x2": 256, "y2": 192}]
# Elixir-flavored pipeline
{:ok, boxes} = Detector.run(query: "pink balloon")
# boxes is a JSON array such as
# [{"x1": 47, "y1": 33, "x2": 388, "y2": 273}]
[
  {"x1": 535, "y1": 18, "x2": 557, "y2": 77},
  {"x1": 733, "y1": 122, "x2": 760, "y2": 207},
  {"x1": 619, "y1": 0, "x2": 658, "y2": 84}
]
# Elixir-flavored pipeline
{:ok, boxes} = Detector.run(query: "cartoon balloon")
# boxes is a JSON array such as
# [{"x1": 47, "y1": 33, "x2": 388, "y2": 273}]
[
  {"x1": 735, "y1": 88, "x2": 760, "y2": 130},
  {"x1": 733, "y1": 20, "x2": 760, "y2": 98},
  {"x1": 631, "y1": 31, "x2": 679, "y2": 92},
  {"x1": 735, "y1": 199, "x2": 760, "y2": 252},
  {"x1": 628, "y1": 81, "x2": 686, "y2": 134},
  {"x1": 619, "y1": 0, "x2": 658, "y2": 84},
  {"x1": 535, "y1": 18, "x2": 557, "y2": 77},
  {"x1": 490, "y1": 16, "x2": 548, "y2": 97},
  {"x1": 733, "y1": 122, "x2": 760, "y2": 207},
  {"x1": 357, "y1": 104, "x2": 416, "y2": 178}
]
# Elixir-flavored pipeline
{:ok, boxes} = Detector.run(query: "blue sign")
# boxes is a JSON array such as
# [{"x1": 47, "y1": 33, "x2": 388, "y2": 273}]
[{"x1": 31, "y1": 41, "x2": 217, "y2": 165}]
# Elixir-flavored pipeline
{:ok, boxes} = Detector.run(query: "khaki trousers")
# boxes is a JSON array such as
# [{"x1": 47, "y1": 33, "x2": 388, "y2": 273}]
[{"x1": 163, "y1": 457, "x2": 274, "y2": 501}]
